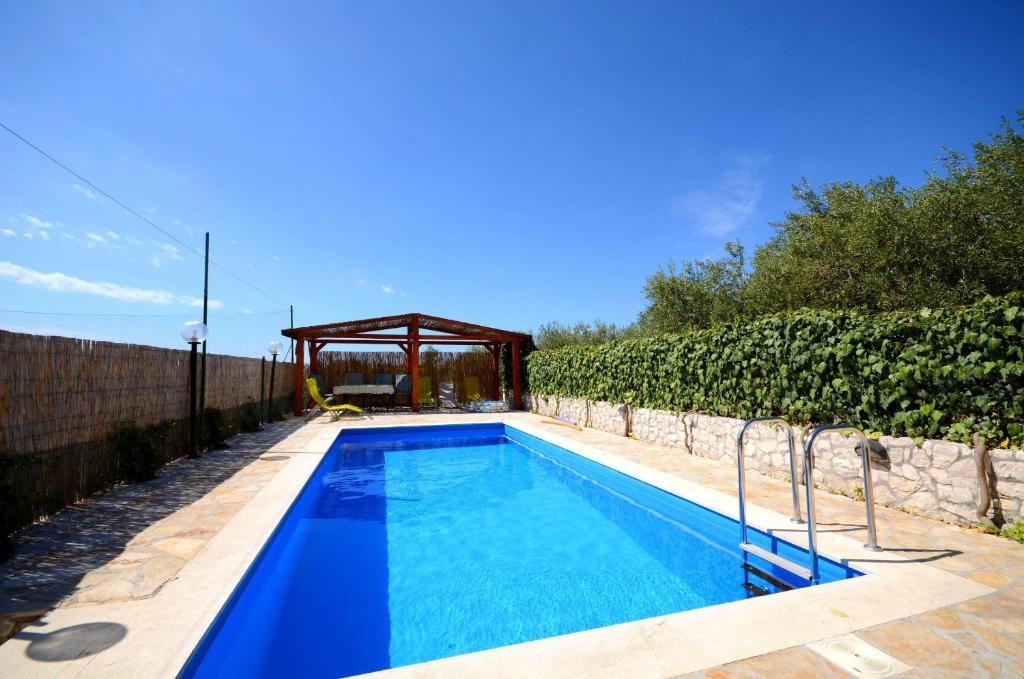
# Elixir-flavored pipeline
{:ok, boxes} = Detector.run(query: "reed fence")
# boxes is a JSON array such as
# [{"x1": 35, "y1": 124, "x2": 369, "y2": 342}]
[
  {"x1": 1, "y1": 330, "x2": 295, "y2": 539},
  {"x1": 0, "y1": 330, "x2": 293, "y2": 456},
  {"x1": 316, "y1": 349, "x2": 498, "y2": 402}
]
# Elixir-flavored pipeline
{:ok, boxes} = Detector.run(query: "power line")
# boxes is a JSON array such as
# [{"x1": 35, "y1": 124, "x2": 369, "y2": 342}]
[
  {"x1": 0, "y1": 121, "x2": 290, "y2": 307},
  {"x1": 0, "y1": 308, "x2": 289, "y2": 318}
]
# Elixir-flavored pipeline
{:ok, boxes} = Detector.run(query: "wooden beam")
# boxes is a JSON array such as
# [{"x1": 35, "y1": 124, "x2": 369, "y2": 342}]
[
  {"x1": 511, "y1": 341, "x2": 522, "y2": 410},
  {"x1": 309, "y1": 341, "x2": 321, "y2": 374},
  {"x1": 293, "y1": 337, "x2": 305, "y2": 416},
  {"x1": 410, "y1": 316, "x2": 420, "y2": 413},
  {"x1": 490, "y1": 343, "x2": 500, "y2": 400},
  {"x1": 313, "y1": 332, "x2": 523, "y2": 342},
  {"x1": 314, "y1": 338, "x2": 497, "y2": 346}
]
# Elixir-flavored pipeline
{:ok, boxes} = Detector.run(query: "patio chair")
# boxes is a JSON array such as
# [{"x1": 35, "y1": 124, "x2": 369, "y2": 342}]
[
  {"x1": 395, "y1": 373, "x2": 411, "y2": 407},
  {"x1": 374, "y1": 372, "x2": 393, "y2": 409},
  {"x1": 463, "y1": 375, "x2": 483, "y2": 402},
  {"x1": 343, "y1": 372, "x2": 365, "y2": 406},
  {"x1": 418, "y1": 375, "x2": 437, "y2": 407},
  {"x1": 438, "y1": 381, "x2": 457, "y2": 408},
  {"x1": 306, "y1": 378, "x2": 362, "y2": 421}
]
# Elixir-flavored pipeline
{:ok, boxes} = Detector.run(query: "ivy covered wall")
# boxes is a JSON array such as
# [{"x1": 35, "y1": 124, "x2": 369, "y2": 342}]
[{"x1": 526, "y1": 294, "x2": 1024, "y2": 447}]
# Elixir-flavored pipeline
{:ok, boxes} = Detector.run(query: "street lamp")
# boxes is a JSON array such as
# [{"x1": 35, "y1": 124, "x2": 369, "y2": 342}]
[
  {"x1": 181, "y1": 321, "x2": 208, "y2": 459},
  {"x1": 267, "y1": 340, "x2": 282, "y2": 423}
]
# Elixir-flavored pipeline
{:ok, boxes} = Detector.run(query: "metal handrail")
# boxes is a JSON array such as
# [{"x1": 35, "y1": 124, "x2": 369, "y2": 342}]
[
  {"x1": 736, "y1": 416, "x2": 820, "y2": 583},
  {"x1": 803, "y1": 424, "x2": 882, "y2": 552},
  {"x1": 736, "y1": 417, "x2": 803, "y2": 526}
]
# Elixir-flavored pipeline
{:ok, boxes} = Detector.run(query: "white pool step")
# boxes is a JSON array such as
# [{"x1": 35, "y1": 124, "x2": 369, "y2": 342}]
[{"x1": 740, "y1": 542, "x2": 813, "y2": 581}]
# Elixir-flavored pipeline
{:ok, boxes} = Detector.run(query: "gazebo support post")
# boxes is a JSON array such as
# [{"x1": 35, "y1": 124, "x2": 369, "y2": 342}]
[
  {"x1": 410, "y1": 316, "x2": 420, "y2": 412},
  {"x1": 488, "y1": 344, "x2": 500, "y2": 400},
  {"x1": 512, "y1": 340, "x2": 522, "y2": 410},
  {"x1": 310, "y1": 341, "x2": 320, "y2": 374},
  {"x1": 293, "y1": 337, "x2": 305, "y2": 416},
  {"x1": 307, "y1": 341, "x2": 322, "y2": 411}
]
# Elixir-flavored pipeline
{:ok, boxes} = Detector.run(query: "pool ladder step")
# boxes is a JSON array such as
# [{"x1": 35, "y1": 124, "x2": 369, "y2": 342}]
[
  {"x1": 740, "y1": 542, "x2": 812, "y2": 581},
  {"x1": 741, "y1": 562, "x2": 794, "y2": 595}
]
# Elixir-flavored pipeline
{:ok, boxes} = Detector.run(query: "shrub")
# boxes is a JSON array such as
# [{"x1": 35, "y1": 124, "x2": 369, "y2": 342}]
[
  {"x1": 527, "y1": 294, "x2": 1024, "y2": 447},
  {"x1": 0, "y1": 454, "x2": 16, "y2": 560},
  {"x1": 238, "y1": 400, "x2": 262, "y2": 432},
  {"x1": 109, "y1": 422, "x2": 160, "y2": 484},
  {"x1": 201, "y1": 407, "x2": 227, "y2": 450}
]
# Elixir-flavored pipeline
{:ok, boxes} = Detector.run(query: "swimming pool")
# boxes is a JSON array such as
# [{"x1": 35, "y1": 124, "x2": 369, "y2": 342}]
[{"x1": 181, "y1": 423, "x2": 860, "y2": 678}]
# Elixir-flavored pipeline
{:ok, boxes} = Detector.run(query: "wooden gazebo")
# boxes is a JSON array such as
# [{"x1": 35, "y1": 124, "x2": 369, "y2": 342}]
[{"x1": 282, "y1": 313, "x2": 532, "y2": 415}]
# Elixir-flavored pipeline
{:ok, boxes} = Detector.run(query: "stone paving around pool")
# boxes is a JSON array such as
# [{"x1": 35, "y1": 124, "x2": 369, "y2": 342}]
[
  {"x1": 0, "y1": 417, "x2": 307, "y2": 640},
  {"x1": 0, "y1": 411, "x2": 1021, "y2": 677}
]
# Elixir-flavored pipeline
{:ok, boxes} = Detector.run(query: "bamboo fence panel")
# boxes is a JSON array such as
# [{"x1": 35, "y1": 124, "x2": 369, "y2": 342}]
[
  {"x1": 316, "y1": 349, "x2": 497, "y2": 402},
  {"x1": 0, "y1": 330, "x2": 294, "y2": 457}
]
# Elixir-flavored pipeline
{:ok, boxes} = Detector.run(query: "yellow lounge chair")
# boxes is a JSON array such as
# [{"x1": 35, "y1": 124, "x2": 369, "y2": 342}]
[
  {"x1": 463, "y1": 375, "x2": 483, "y2": 402},
  {"x1": 418, "y1": 375, "x2": 436, "y2": 407},
  {"x1": 306, "y1": 378, "x2": 362, "y2": 421}
]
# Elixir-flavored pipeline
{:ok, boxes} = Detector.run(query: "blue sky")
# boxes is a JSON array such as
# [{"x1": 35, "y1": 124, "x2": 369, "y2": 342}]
[{"x1": 1, "y1": 1, "x2": 1022, "y2": 356}]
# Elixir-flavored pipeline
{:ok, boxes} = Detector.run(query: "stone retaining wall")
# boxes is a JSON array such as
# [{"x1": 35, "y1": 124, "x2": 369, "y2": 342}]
[{"x1": 526, "y1": 394, "x2": 1024, "y2": 526}]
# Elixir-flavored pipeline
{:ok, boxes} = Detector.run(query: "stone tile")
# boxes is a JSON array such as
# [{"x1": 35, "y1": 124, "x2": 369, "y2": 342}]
[{"x1": 0, "y1": 417, "x2": 305, "y2": 624}]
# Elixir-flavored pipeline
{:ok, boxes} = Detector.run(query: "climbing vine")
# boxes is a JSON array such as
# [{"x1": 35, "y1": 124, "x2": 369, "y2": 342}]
[{"x1": 527, "y1": 294, "x2": 1024, "y2": 447}]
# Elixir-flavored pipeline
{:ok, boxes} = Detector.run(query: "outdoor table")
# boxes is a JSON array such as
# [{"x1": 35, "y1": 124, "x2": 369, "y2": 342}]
[{"x1": 333, "y1": 384, "x2": 396, "y2": 408}]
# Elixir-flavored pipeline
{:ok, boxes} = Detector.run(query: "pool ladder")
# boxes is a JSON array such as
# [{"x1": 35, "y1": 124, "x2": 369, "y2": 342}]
[{"x1": 736, "y1": 419, "x2": 883, "y2": 589}]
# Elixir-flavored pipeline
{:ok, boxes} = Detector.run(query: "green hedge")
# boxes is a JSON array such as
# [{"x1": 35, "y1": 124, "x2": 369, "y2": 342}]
[{"x1": 527, "y1": 294, "x2": 1024, "y2": 447}]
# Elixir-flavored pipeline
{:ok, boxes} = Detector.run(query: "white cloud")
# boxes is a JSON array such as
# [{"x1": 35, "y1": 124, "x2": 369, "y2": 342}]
[
  {"x1": 0, "y1": 260, "x2": 225, "y2": 308},
  {"x1": 2, "y1": 229, "x2": 16, "y2": 237},
  {"x1": 0, "y1": 260, "x2": 175, "y2": 304},
  {"x1": 23, "y1": 232, "x2": 33, "y2": 239},
  {"x1": 142, "y1": 207, "x2": 158, "y2": 215},
  {"x1": 150, "y1": 255, "x2": 162, "y2": 268},
  {"x1": 106, "y1": 231, "x2": 120, "y2": 240},
  {"x1": 357, "y1": 277, "x2": 368, "y2": 287},
  {"x1": 172, "y1": 219, "x2": 195, "y2": 235},
  {"x1": 38, "y1": 230, "x2": 51, "y2": 240},
  {"x1": 72, "y1": 183, "x2": 98, "y2": 200},
  {"x1": 60, "y1": 232, "x2": 78, "y2": 242},
  {"x1": 153, "y1": 242, "x2": 183, "y2": 261},
  {"x1": 179, "y1": 295, "x2": 224, "y2": 310},
  {"x1": 84, "y1": 232, "x2": 107, "y2": 248},
  {"x1": 21, "y1": 214, "x2": 54, "y2": 230},
  {"x1": 673, "y1": 154, "x2": 769, "y2": 236},
  {"x1": 381, "y1": 284, "x2": 395, "y2": 294},
  {"x1": 124, "y1": 235, "x2": 143, "y2": 246}
]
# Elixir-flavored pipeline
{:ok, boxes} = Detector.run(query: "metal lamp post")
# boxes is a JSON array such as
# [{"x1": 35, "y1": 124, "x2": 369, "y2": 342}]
[
  {"x1": 267, "y1": 341, "x2": 282, "y2": 423},
  {"x1": 181, "y1": 321, "x2": 209, "y2": 459}
]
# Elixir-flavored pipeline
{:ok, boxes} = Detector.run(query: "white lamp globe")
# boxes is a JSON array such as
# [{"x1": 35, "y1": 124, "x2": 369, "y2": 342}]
[
  {"x1": 180, "y1": 320, "x2": 208, "y2": 344},
  {"x1": 268, "y1": 340, "x2": 283, "y2": 356}
]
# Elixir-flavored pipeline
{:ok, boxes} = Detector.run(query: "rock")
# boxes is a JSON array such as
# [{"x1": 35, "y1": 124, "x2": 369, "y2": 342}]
[
  {"x1": 938, "y1": 485, "x2": 974, "y2": 504},
  {"x1": 948, "y1": 456, "x2": 977, "y2": 479},
  {"x1": 930, "y1": 442, "x2": 962, "y2": 467},
  {"x1": 993, "y1": 460, "x2": 1024, "y2": 483},
  {"x1": 903, "y1": 491, "x2": 938, "y2": 512}
]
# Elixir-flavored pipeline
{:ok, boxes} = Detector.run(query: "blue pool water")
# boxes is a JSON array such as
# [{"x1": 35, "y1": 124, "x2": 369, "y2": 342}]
[{"x1": 182, "y1": 423, "x2": 859, "y2": 678}]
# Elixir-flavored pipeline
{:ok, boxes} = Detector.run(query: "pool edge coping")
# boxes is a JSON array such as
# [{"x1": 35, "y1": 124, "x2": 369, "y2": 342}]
[{"x1": 0, "y1": 414, "x2": 995, "y2": 678}]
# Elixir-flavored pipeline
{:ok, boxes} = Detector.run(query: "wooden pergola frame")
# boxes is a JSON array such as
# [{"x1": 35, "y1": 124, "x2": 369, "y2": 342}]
[{"x1": 281, "y1": 313, "x2": 532, "y2": 415}]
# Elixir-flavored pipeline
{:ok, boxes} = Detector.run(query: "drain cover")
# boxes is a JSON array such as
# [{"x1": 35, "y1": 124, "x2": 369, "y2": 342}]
[{"x1": 807, "y1": 634, "x2": 910, "y2": 677}]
